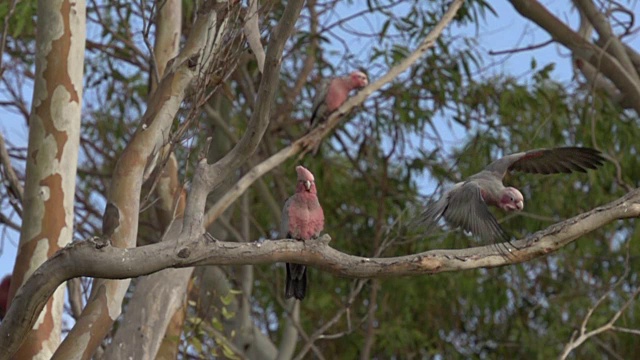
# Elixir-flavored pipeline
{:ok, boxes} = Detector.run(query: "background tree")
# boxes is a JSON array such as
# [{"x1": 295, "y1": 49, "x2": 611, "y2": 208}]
[{"x1": 0, "y1": 0, "x2": 638, "y2": 359}]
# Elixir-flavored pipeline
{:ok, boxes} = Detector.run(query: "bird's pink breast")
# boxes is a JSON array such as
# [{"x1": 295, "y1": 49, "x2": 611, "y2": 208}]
[
  {"x1": 287, "y1": 195, "x2": 324, "y2": 240},
  {"x1": 325, "y1": 79, "x2": 349, "y2": 112}
]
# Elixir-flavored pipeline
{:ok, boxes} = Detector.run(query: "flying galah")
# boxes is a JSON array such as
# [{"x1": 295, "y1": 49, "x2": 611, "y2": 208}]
[
  {"x1": 418, "y1": 147, "x2": 606, "y2": 243},
  {"x1": 310, "y1": 71, "x2": 369, "y2": 127},
  {"x1": 0, "y1": 275, "x2": 10, "y2": 320},
  {"x1": 281, "y1": 166, "x2": 325, "y2": 300}
]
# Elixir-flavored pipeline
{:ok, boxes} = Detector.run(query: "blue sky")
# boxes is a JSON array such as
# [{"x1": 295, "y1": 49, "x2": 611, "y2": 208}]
[{"x1": 1, "y1": 1, "x2": 638, "y2": 285}]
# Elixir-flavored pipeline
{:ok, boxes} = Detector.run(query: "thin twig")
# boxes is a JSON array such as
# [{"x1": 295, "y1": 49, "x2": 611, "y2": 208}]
[
  {"x1": 0, "y1": 129, "x2": 24, "y2": 216},
  {"x1": 559, "y1": 241, "x2": 640, "y2": 359},
  {"x1": 0, "y1": 0, "x2": 19, "y2": 77},
  {"x1": 488, "y1": 38, "x2": 554, "y2": 56}
]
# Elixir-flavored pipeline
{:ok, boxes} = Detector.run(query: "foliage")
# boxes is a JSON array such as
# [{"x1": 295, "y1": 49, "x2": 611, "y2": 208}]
[{"x1": 0, "y1": 0, "x2": 638, "y2": 358}]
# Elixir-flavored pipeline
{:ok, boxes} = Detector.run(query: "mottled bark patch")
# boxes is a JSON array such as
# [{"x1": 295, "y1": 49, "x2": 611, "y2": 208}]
[
  {"x1": 33, "y1": 174, "x2": 67, "y2": 257},
  {"x1": 34, "y1": 0, "x2": 79, "y2": 162}
]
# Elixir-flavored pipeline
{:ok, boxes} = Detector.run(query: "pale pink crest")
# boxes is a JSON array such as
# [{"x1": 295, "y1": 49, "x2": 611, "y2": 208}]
[{"x1": 295, "y1": 165, "x2": 315, "y2": 182}]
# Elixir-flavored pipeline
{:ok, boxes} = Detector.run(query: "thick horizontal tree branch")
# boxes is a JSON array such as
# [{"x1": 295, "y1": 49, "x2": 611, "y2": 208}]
[{"x1": 1, "y1": 187, "x2": 638, "y2": 359}]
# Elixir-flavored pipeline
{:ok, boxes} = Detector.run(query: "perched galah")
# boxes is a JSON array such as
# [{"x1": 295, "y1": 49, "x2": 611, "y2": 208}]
[
  {"x1": 310, "y1": 71, "x2": 369, "y2": 127},
  {"x1": 281, "y1": 166, "x2": 325, "y2": 300},
  {"x1": 0, "y1": 275, "x2": 10, "y2": 320},
  {"x1": 418, "y1": 147, "x2": 606, "y2": 243}
]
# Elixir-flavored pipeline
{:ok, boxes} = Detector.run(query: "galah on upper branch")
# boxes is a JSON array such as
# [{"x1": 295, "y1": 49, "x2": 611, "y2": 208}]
[
  {"x1": 281, "y1": 166, "x2": 325, "y2": 300},
  {"x1": 310, "y1": 71, "x2": 369, "y2": 127},
  {"x1": 0, "y1": 275, "x2": 10, "y2": 320},
  {"x1": 418, "y1": 147, "x2": 606, "y2": 243}
]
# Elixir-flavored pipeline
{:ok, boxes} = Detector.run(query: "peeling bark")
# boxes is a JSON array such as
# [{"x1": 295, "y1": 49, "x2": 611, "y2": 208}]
[
  {"x1": 150, "y1": 0, "x2": 181, "y2": 93},
  {"x1": 7, "y1": 0, "x2": 85, "y2": 358}
]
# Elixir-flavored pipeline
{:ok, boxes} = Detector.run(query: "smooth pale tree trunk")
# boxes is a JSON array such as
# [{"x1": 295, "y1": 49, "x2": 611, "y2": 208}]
[
  {"x1": 52, "y1": 3, "x2": 230, "y2": 358},
  {"x1": 101, "y1": 1, "x2": 186, "y2": 357},
  {"x1": 7, "y1": 0, "x2": 85, "y2": 358}
]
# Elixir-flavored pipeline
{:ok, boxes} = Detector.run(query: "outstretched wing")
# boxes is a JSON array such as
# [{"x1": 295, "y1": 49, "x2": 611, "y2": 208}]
[
  {"x1": 442, "y1": 182, "x2": 511, "y2": 243},
  {"x1": 484, "y1": 147, "x2": 605, "y2": 179}
]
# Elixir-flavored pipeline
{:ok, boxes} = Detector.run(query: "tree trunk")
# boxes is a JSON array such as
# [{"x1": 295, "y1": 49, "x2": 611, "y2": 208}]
[{"x1": 7, "y1": 0, "x2": 85, "y2": 358}]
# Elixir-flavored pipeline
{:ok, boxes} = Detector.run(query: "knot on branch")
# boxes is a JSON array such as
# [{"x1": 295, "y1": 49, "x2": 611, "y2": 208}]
[
  {"x1": 187, "y1": 53, "x2": 199, "y2": 69},
  {"x1": 318, "y1": 234, "x2": 331, "y2": 245},
  {"x1": 177, "y1": 247, "x2": 191, "y2": 258},
  {"x1": 90, "y1": 236, "x2": 111, "y2": 250}
]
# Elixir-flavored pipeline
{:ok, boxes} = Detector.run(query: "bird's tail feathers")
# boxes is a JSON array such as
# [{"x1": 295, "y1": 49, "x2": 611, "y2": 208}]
[{"x1": 285, "y1": 263, "x2": 307, "y2": 300}]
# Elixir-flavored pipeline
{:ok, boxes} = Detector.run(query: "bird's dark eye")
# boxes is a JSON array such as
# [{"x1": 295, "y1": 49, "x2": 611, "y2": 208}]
[{"x1": 510, "y1": 196, "x2": 514, "y2": 201}]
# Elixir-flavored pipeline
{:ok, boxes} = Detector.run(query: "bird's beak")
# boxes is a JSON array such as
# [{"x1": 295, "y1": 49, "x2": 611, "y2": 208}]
[
  {"x1": 304, "y1": 180, "x2": 311, "y2": 191},
  {"x1": 516, "y1": 200, "x2": 524, "y2": 211}
]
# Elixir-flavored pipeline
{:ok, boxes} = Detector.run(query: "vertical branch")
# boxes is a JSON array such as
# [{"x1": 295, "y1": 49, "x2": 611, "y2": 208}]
[
  {"x1": 150, "y1": 0, "x2": 181, "y2": 93},
  {"x1": 237, "y1": 188, "x2": 254, "y2": 332},
  {"x1": 361, "y1": 281, "x2": 379, "y2": 359},
  {"x1": 243, "y1": 0, "x2": 265, "y2": 72},
  {"x1": 89, "y1": 0, "x2": 186, "y2": 358},
  {"x1": 276, "y1": 301, "x2": 301, "y2": 360},
  {"x1": 361, "y1": 162, "x2": 388, "y2": 359}
]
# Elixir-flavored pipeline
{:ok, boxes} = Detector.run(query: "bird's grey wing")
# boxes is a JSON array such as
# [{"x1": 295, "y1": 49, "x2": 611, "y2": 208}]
[
  {"x1": 310, "y1": 79, "x2": 331, "y2": 126},
  {"x1": 443, "y1": 182, "x2": 510, "y2": 243},
  {"x1": 483, "y1": 147, "x2": 605, "y2": 178},
  {"x1": 280, "y1": 196, "x2": 293, "y2": 238},
  {"x1": 417, "y1": 195, "x2": 449, "y2": 231}
]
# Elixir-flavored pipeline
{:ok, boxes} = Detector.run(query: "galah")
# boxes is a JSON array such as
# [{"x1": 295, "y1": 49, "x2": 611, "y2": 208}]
[
  {"x1": 0, "y1": 275, "x2": 10, "y2": 320},
  {"x1": 310, "y1": 71, "x2": 369, "y2": 127},
  {"x1": 418, "y1": 147, "x2": 606, "y2": 243},
  {"x1": 281, "y1": 166, "x2": 325, "y2": 300}
]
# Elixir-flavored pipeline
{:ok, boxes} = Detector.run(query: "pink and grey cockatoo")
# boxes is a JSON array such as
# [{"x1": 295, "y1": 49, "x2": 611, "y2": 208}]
[
  {"x1": 418, "y1": 147, "x2": 605, "y2": 243},
  {"x1": 310, "y1": 71, "x2": 369, "y2": 127},
  {"x1": 281, "y1": 166, "x2": 325, "y2": 300}
]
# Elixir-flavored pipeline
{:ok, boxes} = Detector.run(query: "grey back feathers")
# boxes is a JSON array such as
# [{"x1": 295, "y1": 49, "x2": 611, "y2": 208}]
[{"x1": 309, "y1": 79, "x2": 331, "y2": 126}]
